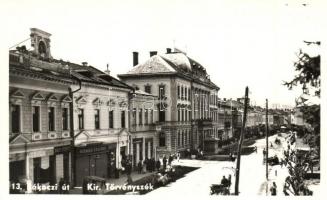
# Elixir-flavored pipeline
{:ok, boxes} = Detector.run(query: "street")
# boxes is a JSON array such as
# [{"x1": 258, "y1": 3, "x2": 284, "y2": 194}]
[{"x1": 148, "y1": 134, "x2": 294, "y2": 196}]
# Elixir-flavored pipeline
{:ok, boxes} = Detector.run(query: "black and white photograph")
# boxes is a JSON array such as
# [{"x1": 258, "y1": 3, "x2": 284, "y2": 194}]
[{"x1": 0, "y1": 0, "x2": 325, "y2": 198}]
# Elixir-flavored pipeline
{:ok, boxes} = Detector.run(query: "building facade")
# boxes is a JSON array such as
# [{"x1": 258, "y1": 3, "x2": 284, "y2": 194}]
[
  {"x1": 118, "y1": 49, "x2": 220, "y2": 156},
  {"x1": 9, "y1": 28, "x2": 75, "y2": 189}
]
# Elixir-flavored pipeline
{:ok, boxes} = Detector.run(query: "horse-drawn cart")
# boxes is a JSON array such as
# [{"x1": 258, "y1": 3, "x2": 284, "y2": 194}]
[{"x1": 210, "y1": 184, "x2": 230, "y2": 195}]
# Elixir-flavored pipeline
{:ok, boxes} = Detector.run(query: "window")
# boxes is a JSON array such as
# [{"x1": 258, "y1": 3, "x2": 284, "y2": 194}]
[
  {"x1": 121, "y1": 111, "x2": 125, "y2": 128},
  {"x1": 132, "y1": 108, "x2": 136, "y2": 125},
  {"x1": 189, "y1": 110, "x2": 192, "y2": 121},
  {"x1": 182, "y1": 131, "x2": 185, "y2": 146},
  {"x1": 181, "y1": 86, "x2": 184, "y2": 100},
  {"x1": 181, "y1": 109, "x2": 184, "y2": 121},
  {"x1": 159, "y1": 132, "x2": 165, "y2": 147},
  {"x1": 150, "y1": 109, "x2": 153, "y2": 124},
  {"x1": 177, "y1": 109, "x2": 180, "y2": 121},
  {"x1": 145, "y1": 109, "x2": 148, "y2": 125},
  {"x1": 32, "y1": 106, "x2": 40, "y2": 132},
  {"x1": 177, "y1": 131, "x2": 180, "y2": 146},
  {"x1": 159, "y1": 85, "x2": 165, "y2": 99},
  {"x1": 94, "y1": 109, "x2": 100, "y2": 129},
  {"x1": 62, "y1": 108, "x2": 68, "y2": 131},
  {"x1": 78, "y1": 109, "x2": 84, "y2": 130},
  {"x1": 188, "y1": 88, "x2": 191, "y2": 101},
  {"x1": 177, "y1": 85, "x2": 180, "y2": 99},
  {"x1": 139, "y1": 108, "x2": 143, "y2": 125},
  {"x1": 48, "y1": 107, "x2": 55, "y2": 131},
  {"x1": 159, "y1": 107, "x2": 165, "y2": 122},
  {"x1": 11, "y1": 105, "x2": 20, "y2": 133},
  {"x1": 109, "y1": 110, "x2": 114, "y2": 128},
  {"x1": 145, "y1": 85, "x2": 152, "y2": 94}
]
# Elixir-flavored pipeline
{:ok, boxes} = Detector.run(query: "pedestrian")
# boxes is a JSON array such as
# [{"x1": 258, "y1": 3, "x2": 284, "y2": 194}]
[
  {"x1": 275, "y1": 169, "x2": 277, "y2": 176},
  {"x1": 137, "y1": 160, "x2": 142, "y2": 174},
  {"x1": 163, "y1": 156, "x2": 167, "y2": 170},
  {"x1": 254, "y1": 146, "x2": 257, "y2": 153},
  {"x1": 228, "y1": 174, "x2": 232, "y2": 188},
  {"x1": 177, "y1": 152, "x2": 180, "y2": 162},
  {"x1": 221, "y1": 176, "x2": 229, "y2": 187},
  {"x1": 156, "y1": 159, "x2": 161, "y2": 171},
  {"x1": 142, "y1": 159, "x2": 147, "y2": 174},
  {"x1": 58, "y1": 178, "x2": 64, "y2": 194},
  {"x1": 168, "y1": 154, "x2": 173, "y2": 165},
  {"x1": 151, "y1": 157, "x2": 155, "y2": 172},
  {"x1": 270, "y1": 182, "x2": 277, "y2": 196}
]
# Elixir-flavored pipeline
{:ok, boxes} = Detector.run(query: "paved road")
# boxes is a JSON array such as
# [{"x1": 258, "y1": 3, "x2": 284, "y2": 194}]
[{"x1": 147, "y1": 134, "x2": 290, "y2": 196}]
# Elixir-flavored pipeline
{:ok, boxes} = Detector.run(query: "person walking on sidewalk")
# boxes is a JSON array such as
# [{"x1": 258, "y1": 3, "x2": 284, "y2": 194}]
[
  {"x1": 142, "y1": 159, "x2": 147, "y2": 174},
  {"x1": 163, "y1": 155, "x2": 167, "y2": 170},
  {"x1": 137, "y1": 160, "x2": 142, "y2": 174},
  {"x1": 156, "y1": 159, "x2": 161, "y2": 171},
  {"x1": 168, "y1": 154, "x2": 173, "y2": 166},
  {"x1": 270, "y1": 182, "x2": 277, "y2": 196}
]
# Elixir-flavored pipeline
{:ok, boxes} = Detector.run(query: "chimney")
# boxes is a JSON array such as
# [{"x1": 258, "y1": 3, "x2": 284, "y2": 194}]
[
  {"x1": 133, "y1": 52, "x2": 139, "y2": 67},
  {"x1": 82, "y1": 62, "x2": 88, "y2": 66},
  {"x1": 150, "y1": 51, "x2": 157, "y2": 57},
  {"x1": 166, "y1": 48, "x2": 172, "y2": 54}
]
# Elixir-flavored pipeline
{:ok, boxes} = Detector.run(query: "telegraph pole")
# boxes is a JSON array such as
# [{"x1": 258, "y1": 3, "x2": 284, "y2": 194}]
[
  {"x1": 234, "y1": 87, "x2": 249, "y2": 195},
  {"x1": 265, "y1": 99, "x2": 269, "y2": 181}
]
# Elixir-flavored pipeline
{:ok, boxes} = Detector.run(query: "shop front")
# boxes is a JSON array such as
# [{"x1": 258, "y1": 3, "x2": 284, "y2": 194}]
[{"x1": 75, "y1": 143, "x2": 116, "y2": 186}]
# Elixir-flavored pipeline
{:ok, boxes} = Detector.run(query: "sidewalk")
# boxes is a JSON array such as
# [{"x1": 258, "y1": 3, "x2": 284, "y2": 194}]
[{"x1": 69, "y1": 170, "x2": 156, "y2": 194}]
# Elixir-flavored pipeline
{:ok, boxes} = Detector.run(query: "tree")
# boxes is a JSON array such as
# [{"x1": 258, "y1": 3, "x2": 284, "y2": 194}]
[
  {"x1": 284, "y1": 41, "x2": 320, "y2": 98},
  {"x1": 283, "y1": 41, "x2": 320, "y2": 134}
]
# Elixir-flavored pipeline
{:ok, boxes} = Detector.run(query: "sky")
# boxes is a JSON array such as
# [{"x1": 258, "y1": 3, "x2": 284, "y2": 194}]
[{"x1": 1, "y1": 0, "x2": 324, "y2": 108}]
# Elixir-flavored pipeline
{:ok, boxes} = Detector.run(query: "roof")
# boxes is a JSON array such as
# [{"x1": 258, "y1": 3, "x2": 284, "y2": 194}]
[
  {"x1": 68, "y1": 63, "x2": 132, "y2": 89},
  {"x1": 9, "y1": 52, "x2": 74, "y2": 85},
  {"x1": 9, "y1": 50, "x2": 132, "y2": 90},
  {"x1": 119, "y1": 52, "x2": 219, "y2": 90}
]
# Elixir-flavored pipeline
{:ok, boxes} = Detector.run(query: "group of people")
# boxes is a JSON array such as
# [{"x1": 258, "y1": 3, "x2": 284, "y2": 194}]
[
  {"x1": 220, "y1": 175, "x2": 232, "y2": 188},
  {"x1": 137, "y1": 158, "x2": 161, "y2": 174}
]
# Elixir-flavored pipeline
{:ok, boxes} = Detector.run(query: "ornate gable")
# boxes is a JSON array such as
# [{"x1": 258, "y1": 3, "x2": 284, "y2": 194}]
[
  {"x1": 31, "y1": 92, "x2": 45, "y2": 101},
  {"x1": 93, "y1": 98, "x2": 103, "y2": 106},
  {"x1": 11, "y1": 90, "x2": 25, "y2": 99},
  {"x1": 76, "y1": 96, "x2": 87, "y2": 104},
  {"x1": 47, "y1": 93, "x2": 59, "y2": 101},
  {"x1": 62, "y1": 95, "x2": 72, "y2": 102},
  {"x1": 10, "y1": 134, "x2": 30, "y2": 144}
]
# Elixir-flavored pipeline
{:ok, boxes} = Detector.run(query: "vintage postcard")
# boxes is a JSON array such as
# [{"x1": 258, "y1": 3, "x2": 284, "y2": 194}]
[{"x1": 1, "y1": 0, "x2": 325, "y2": 199}]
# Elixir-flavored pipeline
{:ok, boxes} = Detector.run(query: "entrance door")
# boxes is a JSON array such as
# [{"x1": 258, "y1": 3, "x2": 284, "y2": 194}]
[
  {"x1": 9, "y1": 160, "x2": 25, "y2": 182},
  {"x1": 63, "y1": 153, "x2": 69, "y2": 181}
]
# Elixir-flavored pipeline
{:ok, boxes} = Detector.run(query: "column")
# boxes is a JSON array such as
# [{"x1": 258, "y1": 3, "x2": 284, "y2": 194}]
[
  {"x1": 55, "y1": 154, "x2": 64, "y2": 183},
  {"x1": 148, "y1": 141, "x2": 151, "y2": 159},
  {"x1": 136, "y1": 143, "x2": 140, "y2": 164},
  {"x1": 142, "y1": 137, "x2": 146, "y2": 161},
  {"x1": 25, "y1": 157, "x2": 33, "y2": 194}
]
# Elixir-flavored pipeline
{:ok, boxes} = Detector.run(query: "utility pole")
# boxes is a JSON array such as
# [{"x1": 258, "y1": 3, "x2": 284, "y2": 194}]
[
  {"x1": 234, "y1": 87, "x2": 249, "y2": 195},
  {"x1": 266, "y1": 99, "x2": 269, "y2": 181}
]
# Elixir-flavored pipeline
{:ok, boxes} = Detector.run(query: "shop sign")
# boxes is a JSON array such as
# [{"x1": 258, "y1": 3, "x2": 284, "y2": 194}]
[
  {"x1": 77, "y1": 145, "x2": 108, "y2": 155},
  {"x1": 28, "y1": 151, "x2": 46, "y2": 158},
  {"x1": 9, "y1": 152, "x2": 26, "y2": 162},
  {"x1": 54, "y1": 145, "x2": 71, "y2": 154}
]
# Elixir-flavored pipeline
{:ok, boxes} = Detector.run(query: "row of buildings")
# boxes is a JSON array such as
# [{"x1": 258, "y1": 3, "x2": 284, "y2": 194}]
[{"x1": 9, "y1": 28, "x2": 298, "y2": 188}]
